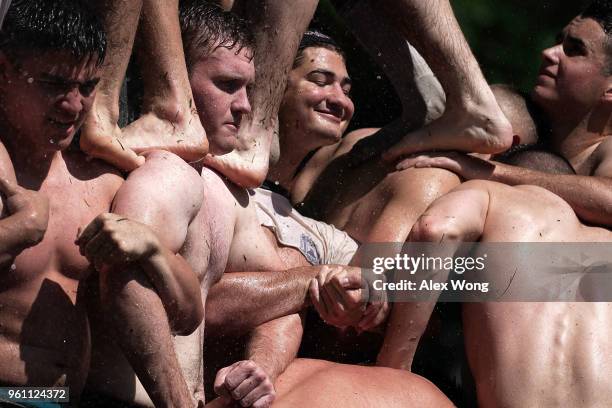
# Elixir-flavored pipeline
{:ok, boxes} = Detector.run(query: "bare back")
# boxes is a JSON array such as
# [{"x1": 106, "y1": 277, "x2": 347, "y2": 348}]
[
  {"x1": 464, "y1": 183, "x2": 612, "y2": 407},
  {"x1": 273, "y1": 359, "x2": 453, "y2": 408}
]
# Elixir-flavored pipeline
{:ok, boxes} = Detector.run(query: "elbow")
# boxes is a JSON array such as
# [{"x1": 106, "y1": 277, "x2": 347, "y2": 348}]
[
  {"x1": 170, "y1": 297, "x2": 204, "y2": 336},
  {"x1": 409, "y1": 214, "x2": 461, "y2": 243}
]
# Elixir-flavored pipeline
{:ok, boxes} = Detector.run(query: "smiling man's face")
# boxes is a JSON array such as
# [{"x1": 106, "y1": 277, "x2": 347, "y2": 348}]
[
  {"x1": 280, "y1": 47, "x2": 354, "y2": 151},
  {"x1": 190, "y1": 44, "x2": 255, "y2": 155}
]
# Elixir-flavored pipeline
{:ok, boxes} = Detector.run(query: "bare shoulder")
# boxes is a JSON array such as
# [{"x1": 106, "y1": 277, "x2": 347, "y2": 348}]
[
  {"x1": 301, "y1": 128, "x2": 380, "y2": 174},
  {"x1": 140, "y1": 150, "x2": 205, "y2": 199},
  {"x1": 307, "y1": 128, "x2": 380, "y2": 167},
  {"x1": 382, "y1": 166, "x2": 459, "y2": 200},
  {"x1": 64, "y1": 150, "x2": 123, "y2": 194},
  {"x1": 592, "y1": 136, "x2": 612, "y2": 177},
  {"x1": 336, "y1": 128, "x2": 380, "y2": 158},
  {"x1": 199, "y1": 166, "x2": 243, "y2": 227}
]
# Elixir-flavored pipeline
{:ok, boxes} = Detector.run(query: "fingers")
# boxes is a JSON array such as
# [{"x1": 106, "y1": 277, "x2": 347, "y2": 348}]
[
  {"x1": 232, "y1": 374, "x2": 272, "y2": 406},
  {"x1": 251, "y1": 394, "x2": 275, "y2": 408},
  {"x1": 0, "y1": 178, "x2": 21, "y2": 197},
  {"x1": 75, "y1": 213, "x2": 110, "y2": 247},
  {"x1": 330, "y1": 270, "x2": 363, "y2": 310},
  {"x1": 81, "y1": 230, "x2": 110, "y2": 266},
  {"x1": 213, "y1": 365, "x2": 233, "y2": 399},
  {"x1": 310, "y1": 278, "x2": 329, "y2": 319},
  {"x1": 214, "y1": 361, "x2": 275, "y2": 408},
  {"x1": 357, "y1": 300, "x2": 389, "y2": 332}
]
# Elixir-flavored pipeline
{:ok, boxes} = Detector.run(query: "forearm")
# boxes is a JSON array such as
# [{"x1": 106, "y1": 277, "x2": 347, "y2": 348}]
[
  {"x1": 376, "y1": 301, "x2": 436, "y2": 371},
  {"x1": 100, "y1": 264, "x2": 194, "y2": 408},
  {"x1": 246, "y1": 313, "x2": 304, "y2": 383},
  {"x1": 206, "y1": 266, "x2": 322, "y2": 335},
  {"x1": 491, "y1": 164, "x2": 612, "y2": 225},
  {"x1": 142, "y1": 248, "x2": 204, "y2": 335}
]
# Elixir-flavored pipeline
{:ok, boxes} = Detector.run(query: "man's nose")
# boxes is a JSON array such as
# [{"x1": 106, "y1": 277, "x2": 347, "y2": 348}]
[
  {"x1": 232, "y1": 88, "x2": 252, "y2": 116},
  {"x1": 541, "y1": 44, "x2": 562, "y2": 64},
  {"x1": 57, "y1": 89, "x2": 83, "y2": 118},
  {"x1": 327, "y1": 84, "x2": 351, "y2": 118}
]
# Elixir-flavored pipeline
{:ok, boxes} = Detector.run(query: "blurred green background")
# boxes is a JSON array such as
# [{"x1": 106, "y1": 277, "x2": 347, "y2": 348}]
[{"x1": 310, "y1": 0, "x2": 589, "y2": 130}]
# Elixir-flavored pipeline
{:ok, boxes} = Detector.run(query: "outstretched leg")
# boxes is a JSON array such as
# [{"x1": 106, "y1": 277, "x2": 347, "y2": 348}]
[
  {"x1": 81, "y1": 0, "x2": 207, "y2": 172},
  {"x1": 80, "y1": 0, "x2": 145, "y2": 171},
  {"x1": 121, "y1": 0, "x2": 208, "y2": 162},
  {"x1": 376, "y1": 0, "x2": 513, "y2": 158}
]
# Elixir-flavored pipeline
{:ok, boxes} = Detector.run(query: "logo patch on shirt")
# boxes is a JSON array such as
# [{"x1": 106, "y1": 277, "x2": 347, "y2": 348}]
[{"x1": 300, "y1": 234, "x2": 320, "y2": 265}]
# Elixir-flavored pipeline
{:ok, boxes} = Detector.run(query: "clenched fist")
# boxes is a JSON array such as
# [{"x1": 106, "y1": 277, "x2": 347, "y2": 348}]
[
  {"x1": 214, "y1": 360, "x2": 276, "y2": 408},
  {"x1": 76, "y1": 213, "x2": 162, "y2": 271}
]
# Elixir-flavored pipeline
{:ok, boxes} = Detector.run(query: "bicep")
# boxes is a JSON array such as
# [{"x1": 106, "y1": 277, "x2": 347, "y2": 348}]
[{"x1": 112, "y1": 151, "x2": 204, "y2": 252}]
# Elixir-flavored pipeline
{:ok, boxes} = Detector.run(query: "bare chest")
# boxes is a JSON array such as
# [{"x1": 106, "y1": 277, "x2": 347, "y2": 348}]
[{"x1": 14, "y1": 175, "x2": 116, "y2": 282}]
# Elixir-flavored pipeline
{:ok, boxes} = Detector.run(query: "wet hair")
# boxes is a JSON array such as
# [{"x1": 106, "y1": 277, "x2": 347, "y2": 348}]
[
  {"x1": 293, "y1": 30, "x2": 346, "y2": 68},
  {"x1": 179, "y1": 0, "x2": 255, "y2": 73},
  {"x1": 497, "y1": 144, "x2": 575, "y2": 175},
  {"x1": 0, "y1": 0, "x2": 106, "y2": 65},
  {"x1": 582, "y1": 0, "x2": 612, "y2": 74}
]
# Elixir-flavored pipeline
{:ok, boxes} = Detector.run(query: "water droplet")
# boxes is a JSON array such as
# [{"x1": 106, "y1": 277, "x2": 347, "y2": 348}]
[
  {"x1": 10, "y1": 264, "x2": 16, "y2": 270},
  {"x1": 27, "y1": 77, "x2": 34, "y2": 84},
  {"x1": 49, "y1": 139, "x2": 55, "y2": 144}
]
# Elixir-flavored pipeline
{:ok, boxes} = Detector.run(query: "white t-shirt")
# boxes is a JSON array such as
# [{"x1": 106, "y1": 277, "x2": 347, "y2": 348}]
[{"x1": 251, "y1": 188, "x2": 358, "y2": 266}]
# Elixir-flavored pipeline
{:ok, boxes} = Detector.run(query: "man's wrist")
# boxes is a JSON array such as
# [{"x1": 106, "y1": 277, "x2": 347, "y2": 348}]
[{"x1": 140, "y1": 248, "x2": 169, "y2": 284}]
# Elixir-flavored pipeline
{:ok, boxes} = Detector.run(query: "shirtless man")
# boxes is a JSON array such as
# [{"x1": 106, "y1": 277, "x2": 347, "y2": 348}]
[
  {"x1": 381, "y1": 0, "x2": 612, "y2": 374},
  {"x1": 392, "y1": 0, "x2": 612, "y2": 228},
  {"x1": 0, "y1": 2, "x2": 209, "y2": 406},
  {"x1": 202, "y1": 0, "x2": 512, "y2": 192},
  {"x1": 106, "y1": 4, "x2": 448, "y2": 407},
  {"x1": 382, "y1": 173, "x2": 612, "y2": 407}
]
